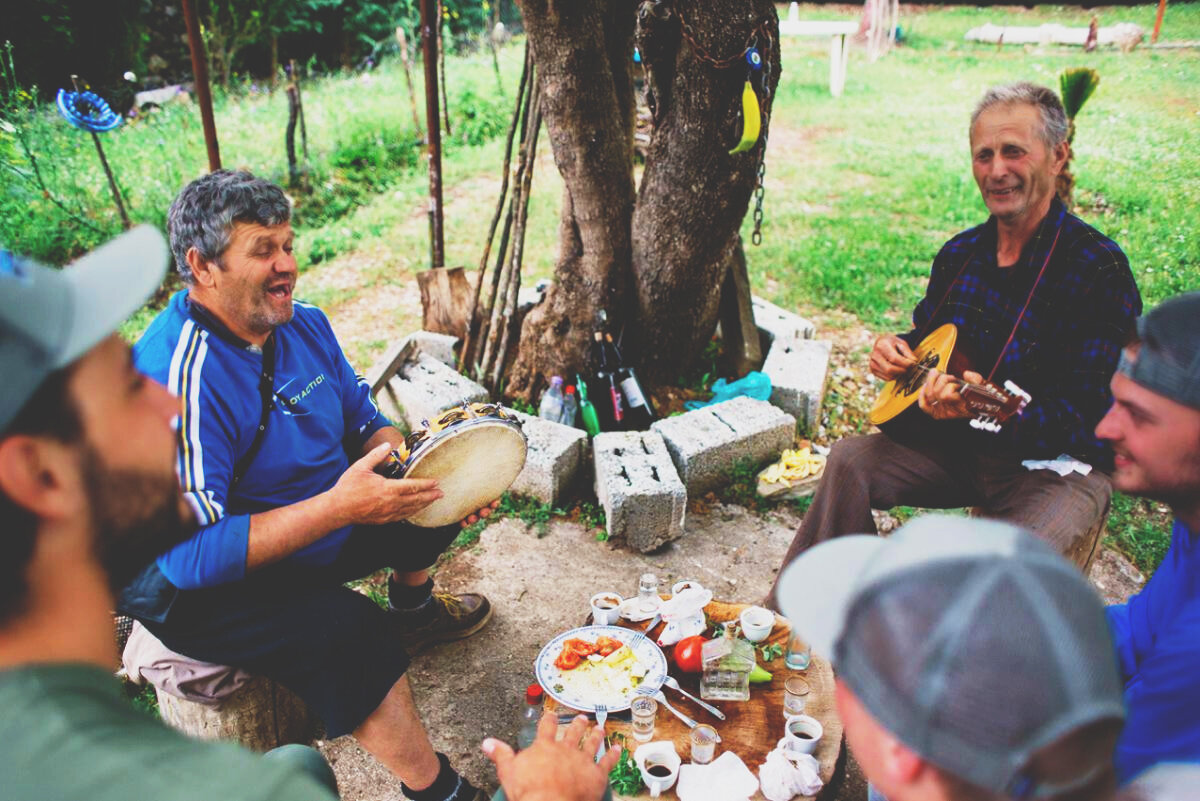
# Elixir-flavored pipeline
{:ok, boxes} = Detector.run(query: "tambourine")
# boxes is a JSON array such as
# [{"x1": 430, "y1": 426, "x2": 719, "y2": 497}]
[{"x1": 379, "y1": 402, "x2": 527, "y2": 527}]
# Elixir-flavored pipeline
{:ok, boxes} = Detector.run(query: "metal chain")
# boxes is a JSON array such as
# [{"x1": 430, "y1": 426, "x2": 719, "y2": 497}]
[
  {"x1": 673, "y1": 1, "x2": 773, "y2": 70},
  {"x1": 751, "y1": 29, "x2": 772, "y2": 246}
]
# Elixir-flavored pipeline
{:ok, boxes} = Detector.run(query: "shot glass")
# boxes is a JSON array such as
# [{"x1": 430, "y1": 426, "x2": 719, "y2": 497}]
[
  {"x1": 783, "y1": 675, "x2": 810, "y2": 720},
  {"x1": 630, "y1": 696, "x2": 658, "y2": 742},
  {"x1": 785, "y1": 630, "x2": 811, "y2": 671},
  {"x1": 689, "y1": 724, "x2": 720, "y2": 765}
]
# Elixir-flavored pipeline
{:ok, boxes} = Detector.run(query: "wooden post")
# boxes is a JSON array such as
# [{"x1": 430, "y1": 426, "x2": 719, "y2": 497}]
[
  {"x1": 285, "y1": 85, "x2": 299, "y2": 184},
  {"x1": 1152, "y1": 0, "x2": 1168, "y2": 43},
  {"x1": 181, "y1": 0, "x2": 221, "y2": 171},
  {"x1": 420, "y1": 0, "x2": 445, "y2": 269},
  {"x1": 71, "y1": 75, "x2": 130, "y2": 229},
  {"x1": 395, "y1": 27, "x2": 425, "y2": 139}
]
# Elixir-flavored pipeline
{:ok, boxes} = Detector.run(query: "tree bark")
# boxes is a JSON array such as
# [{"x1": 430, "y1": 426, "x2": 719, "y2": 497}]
[
  {"x1": 506, "y1": 0, "x2": 779, "y2": 399},
  {"x1": 507, "y1": 0, "x2": 638, "y2": 398}
]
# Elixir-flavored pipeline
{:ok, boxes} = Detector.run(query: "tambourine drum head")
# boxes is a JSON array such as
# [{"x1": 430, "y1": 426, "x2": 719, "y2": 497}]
[{"x1": 403, "y1": 420, "x2": 527, "y2": 527}]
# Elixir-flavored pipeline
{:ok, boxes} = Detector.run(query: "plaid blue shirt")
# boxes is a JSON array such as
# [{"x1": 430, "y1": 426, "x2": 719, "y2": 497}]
[{"x1": 899, "y1": 197, "x2": 1141, "y2": 468}]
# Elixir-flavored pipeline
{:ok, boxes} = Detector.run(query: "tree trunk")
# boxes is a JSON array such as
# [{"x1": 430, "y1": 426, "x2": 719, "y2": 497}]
[{"x1": 506, "y1": 0, "x2": 779, "y2": 399}]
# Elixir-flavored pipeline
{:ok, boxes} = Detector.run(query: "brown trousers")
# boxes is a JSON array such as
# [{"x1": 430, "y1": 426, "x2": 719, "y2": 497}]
[{"x1": 766, "y1": 433, "x2": 1112, "y2": 606}]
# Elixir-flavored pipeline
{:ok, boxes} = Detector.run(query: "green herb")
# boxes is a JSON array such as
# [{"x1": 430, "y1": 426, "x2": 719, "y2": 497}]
[
  {"x1": 759, "y1": 642, "x2": 783, "y2": 662},
  {"x1": 607, "y1": 738, "x2": 644, "y2": 796},
  {"x1": 553, "y1": 683, "x2": 564, "y2": 694}
]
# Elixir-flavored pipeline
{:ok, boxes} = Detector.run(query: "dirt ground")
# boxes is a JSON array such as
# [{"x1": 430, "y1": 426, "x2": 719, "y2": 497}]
[{"x1": 316, "y1": 502, "x2": 1144, "y2": 801}]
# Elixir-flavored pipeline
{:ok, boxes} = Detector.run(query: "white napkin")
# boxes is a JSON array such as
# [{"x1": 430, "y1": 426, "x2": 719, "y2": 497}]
[
  {"x1": 677, "y1": 752, "x2": 759, "y2": 801},
  {"x1": 759, "y1": 738, "x2": 823, "y2": 801},
  {"x1": 656, "y1": 587, "x2": 714, "y2": 646},
  {"x1": 1021, "y1": 453, "x2": 1093, "y2": 477}
]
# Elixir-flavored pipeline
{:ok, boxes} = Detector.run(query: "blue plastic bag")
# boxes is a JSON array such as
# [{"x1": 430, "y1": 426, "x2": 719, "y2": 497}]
[{"x1": 684, "y1": 370, "x2": 772, "y2": 410}]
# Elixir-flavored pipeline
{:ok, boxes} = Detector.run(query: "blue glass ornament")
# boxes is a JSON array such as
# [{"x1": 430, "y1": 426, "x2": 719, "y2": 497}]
[
  {"x1": 56, "y1": 88, "x2": 123, "y2": 133},
  {"x1": 745, "y1": 48, "x2": 763, "y2": 72}
]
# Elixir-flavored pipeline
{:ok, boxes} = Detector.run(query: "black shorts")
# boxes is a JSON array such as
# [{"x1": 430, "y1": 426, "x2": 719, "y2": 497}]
[{"x1": 141, "y1": 521, "x2": 460, "y2": 738}]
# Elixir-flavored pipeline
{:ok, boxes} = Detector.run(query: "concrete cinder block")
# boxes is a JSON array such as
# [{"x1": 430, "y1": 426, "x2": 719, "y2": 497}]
[
  {"x1": 407, "y1": 330, "x2": 459, "y2": 367},
  {"x1": 762, "y1": 338, "x2": 832, "y2": 433},
  {"x1": 378, "y1": 353, "x2": 490, "y2": 430},
  {"x1": 593, "y1": 431, "x2": 686, "y2": 553},
  {"x1": 752, "y1": 295, "x2": 816, "y2": 345},
  {"x1": 507, "y1": 410, "x2": 589, "y2": 507},
  {"x1": 652, "y1": 397, "x2": 796, "y2": 495}
]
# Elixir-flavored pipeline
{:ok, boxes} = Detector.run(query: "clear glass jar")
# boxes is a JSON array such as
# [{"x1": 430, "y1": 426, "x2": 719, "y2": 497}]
[{"x1": 700, "y1": 629, "x2": 754, "y2": 701}]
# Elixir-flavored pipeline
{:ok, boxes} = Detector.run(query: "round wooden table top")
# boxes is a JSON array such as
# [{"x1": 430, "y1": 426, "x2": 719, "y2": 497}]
[{"x1": 543, "y1": 599, "x2": 843, "y2": 800}]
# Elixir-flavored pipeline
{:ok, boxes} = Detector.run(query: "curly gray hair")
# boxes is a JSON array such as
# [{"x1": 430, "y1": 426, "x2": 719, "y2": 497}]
[
  {"x1": 167, "y1": 170, "x2": 292, "y2": 283},
  {"x1": 970, "y1": 82, "x2": 1069, "y2": 150}
]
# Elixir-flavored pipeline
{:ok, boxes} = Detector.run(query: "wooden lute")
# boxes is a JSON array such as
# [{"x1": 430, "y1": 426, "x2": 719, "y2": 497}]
[{"x1": 869, "y1": 324, "x2": 1031, "y2": 433}]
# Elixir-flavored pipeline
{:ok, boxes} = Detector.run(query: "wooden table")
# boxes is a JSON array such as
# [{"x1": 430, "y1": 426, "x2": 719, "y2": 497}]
[{"x1": 545, "y1": 600, "x2": 843, "y2": 800}]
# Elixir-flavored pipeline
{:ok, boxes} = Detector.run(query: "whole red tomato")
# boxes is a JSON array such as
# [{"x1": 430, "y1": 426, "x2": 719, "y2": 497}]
[{"x1": 674, "y1": 636, "x2": 706, "y2": 673}]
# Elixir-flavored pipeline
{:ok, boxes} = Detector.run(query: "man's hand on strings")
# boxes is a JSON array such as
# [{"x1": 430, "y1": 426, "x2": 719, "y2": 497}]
[
  {"x1": 918, "y1": 369, "x2": 983, "y2": 420},
  {"x1": 870, "y1": 335, "x2": 917, "y2": 381}
]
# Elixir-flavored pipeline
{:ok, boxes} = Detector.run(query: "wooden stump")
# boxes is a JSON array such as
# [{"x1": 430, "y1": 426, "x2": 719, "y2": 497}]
[
  {"x1": 969, "y1": 499, "x2": 1109, "y2": 574},
  {"x1": 155, "y1": 675, "x2": 317, "y2": 752}
]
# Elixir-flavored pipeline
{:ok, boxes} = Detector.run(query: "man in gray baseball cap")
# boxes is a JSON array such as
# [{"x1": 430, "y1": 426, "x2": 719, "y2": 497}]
[
  {"x1": 1094, "y1": 290, "x2": 1200, "y2": 782},
  {"x1": 0, "y1": 228, "x2": 337, "y2": 801},
  {"x1": 776, "y1": 515, "x2": 1125, "y2": 801}
]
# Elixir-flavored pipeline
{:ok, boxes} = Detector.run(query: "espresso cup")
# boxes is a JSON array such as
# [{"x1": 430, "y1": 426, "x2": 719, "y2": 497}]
[
  {"x1": 590, "y1": 592, "x2": 623, "y2": 626},
  {"x1": 634, "y1": 742, "x2": 681, "y2": 798},
  {"x1": 783, "y1": 714, "x2": 823, "y2": 755},
  {"x1": 739, "y1": 605, "x2": 776, "y2": 643}
]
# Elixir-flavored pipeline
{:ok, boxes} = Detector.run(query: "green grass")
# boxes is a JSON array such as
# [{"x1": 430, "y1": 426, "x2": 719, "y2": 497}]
[
  {"x1": 749, "y1": 3, "x2": 1200, "y2": 329},
  {"x1": 1105, "y1": 491, "x2": 1175, "y2": 574}
]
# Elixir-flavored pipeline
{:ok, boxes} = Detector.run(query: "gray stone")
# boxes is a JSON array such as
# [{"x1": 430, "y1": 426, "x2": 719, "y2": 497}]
[
  {"x1": 652, "y1": 397, "x2": 796, "y2": 495},
  {"x1": 406, "y1": 330, "x2": 459, "y2": 367},
  {"x1": 762, "y1": 338, "x2": 832, "y2": 433},
  {"x1": 506, "y1": 410, "x2": 589, "y2": 507},
  {"x1": 752, "y1": 295, "x2": 816, "y2": 345},
  {"x1": 593, "y1": 431, "x2": 686, "y2": 552},
  {"x1": 375, "y1": 353, "x2": 490, "y2": 430}
]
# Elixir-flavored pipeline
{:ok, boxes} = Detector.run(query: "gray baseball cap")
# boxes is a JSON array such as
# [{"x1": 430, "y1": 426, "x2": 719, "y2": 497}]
[
  {"x1": 776, "y1": 516, "x2": 1125, "y2": 798},
  {"x1": 0, "y1": 225, "x2": 168, "y2": 431},
  {"x1": 1117, "y1": 291, "x2": 1200, "y2": 411}
]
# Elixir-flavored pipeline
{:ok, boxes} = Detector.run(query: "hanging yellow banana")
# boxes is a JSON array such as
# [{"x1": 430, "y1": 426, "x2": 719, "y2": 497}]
[{"x1": 729, "y1": 79, "x2": 761, "y2": 155}]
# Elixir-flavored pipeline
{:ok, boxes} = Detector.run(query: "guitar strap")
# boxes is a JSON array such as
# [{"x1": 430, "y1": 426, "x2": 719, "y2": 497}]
[{"x1": 920, "y1": 219, "x2": 1065, "y2": 384}]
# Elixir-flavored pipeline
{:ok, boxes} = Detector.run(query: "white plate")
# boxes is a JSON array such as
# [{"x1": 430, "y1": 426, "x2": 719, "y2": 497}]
[{"x1": 535, "y1": 625, "x2": 668, "y2": 713}]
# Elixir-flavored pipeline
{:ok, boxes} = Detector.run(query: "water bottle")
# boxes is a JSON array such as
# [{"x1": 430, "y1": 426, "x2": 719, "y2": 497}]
[
  {"x1": 560, "y1": 384, "x2": 579, "y2": 427},
  {"x1": 538, "y1": 376, "x2": 565, "y2": 422},
  {"x1": 517, "y1": 684, "x2": 544, "y2": 750}
]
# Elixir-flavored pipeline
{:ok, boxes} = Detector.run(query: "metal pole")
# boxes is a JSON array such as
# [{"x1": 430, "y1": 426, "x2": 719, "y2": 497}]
[
  {"x1": 420, "y1": 0, "x2": 445, "y2": 269},
  {"x1": 181, "y1": 0, "x2": 222, "y2": 171}
]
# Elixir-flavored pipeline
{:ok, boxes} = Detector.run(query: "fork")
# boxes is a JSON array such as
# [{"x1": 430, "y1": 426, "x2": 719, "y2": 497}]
[
  {"x1": 638, "y1": 686, "x2": 698, "y2": 729},
  {"x1": 661, "y1": 675, "x2": 726, "y2": 720},
  {"x1": 594, "y1": 704, "x2": 608, "y2": 761}
]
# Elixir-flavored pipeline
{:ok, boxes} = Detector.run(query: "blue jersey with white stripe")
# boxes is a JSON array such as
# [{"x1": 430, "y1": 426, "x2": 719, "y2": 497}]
[{"x1": 134, "y1": 291, "x2": 391, "y2": 589}]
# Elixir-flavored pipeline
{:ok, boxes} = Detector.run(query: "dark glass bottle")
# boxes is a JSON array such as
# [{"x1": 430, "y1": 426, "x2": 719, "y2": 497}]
[{"x1": 606, "y1": 332, "x2": 656, "y2": 429}]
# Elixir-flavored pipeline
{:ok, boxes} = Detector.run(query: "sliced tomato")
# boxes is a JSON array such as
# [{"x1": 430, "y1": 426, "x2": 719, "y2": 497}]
[
  {"x1": 555, "y1": 648, "x2": 582, "y2": 670},
  {"x1": 563, "y1": 638, "x2": 598, "y2": 657},
  {"x1": 594, "y1": 636, "x2": 623, "y2": 656}
]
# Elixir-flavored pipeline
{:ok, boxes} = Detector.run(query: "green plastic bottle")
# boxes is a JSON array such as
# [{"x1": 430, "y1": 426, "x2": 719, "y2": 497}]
[{"x1": 575, "y1": 373, "x2": 602, "y2": 437}]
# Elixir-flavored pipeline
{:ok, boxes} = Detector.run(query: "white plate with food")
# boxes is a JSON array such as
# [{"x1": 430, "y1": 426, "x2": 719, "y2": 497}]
[{"x1": 535, "y1": 625, "x2": 668, "y2": 714}]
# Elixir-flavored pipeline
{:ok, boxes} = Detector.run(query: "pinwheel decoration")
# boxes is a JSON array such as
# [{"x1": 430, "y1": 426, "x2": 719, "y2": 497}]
[
  {"x1": 55, "y1": 88, "x2": 123, "y2": 132},
  {"x1": 55, "y1": 83, "x2": 130, "y2": 228}
]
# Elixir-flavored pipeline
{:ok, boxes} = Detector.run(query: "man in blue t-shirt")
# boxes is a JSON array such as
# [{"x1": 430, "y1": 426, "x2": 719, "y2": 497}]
[
  {"x1": 1094, "y1": 291, "x2": 1200, "y2": 782},
  {"x1": 122, "y1": 171, "x2": 492, "y2": 801}
]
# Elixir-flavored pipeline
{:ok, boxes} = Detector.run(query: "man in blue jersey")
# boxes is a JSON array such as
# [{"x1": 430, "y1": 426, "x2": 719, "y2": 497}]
[
  {"x1": 1094, "y1": 291, "x2": 1200, "y2": 782},
  {"x1": 122, "y1": 171, "x2": 492, "y2": 801}
]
